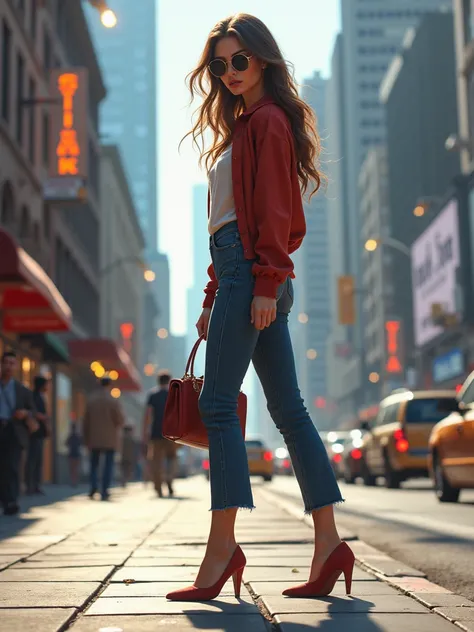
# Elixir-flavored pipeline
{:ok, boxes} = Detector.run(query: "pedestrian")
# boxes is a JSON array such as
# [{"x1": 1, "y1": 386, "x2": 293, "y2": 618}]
[
  {"x1": 26, "y1": 375, "x2": 51, "y2": 496},
  {"x1": 121, "y1": 425, "x2": 137, "y2": 487},
  {"x1": 166, "y1": 15, "x2": 354, "y2": 602},
  {"x1": 143, "y1": 371, "x2": 178, "y2": 498},
  {"x1": 66, "y1": 423, "x2": 82, "y2": 487},
  {"x1": 82, "y1": 377, "x2": 125, "y2": 501},
  {"x1": 0, "y1": 351, "x2": 37, "y2": 516}
]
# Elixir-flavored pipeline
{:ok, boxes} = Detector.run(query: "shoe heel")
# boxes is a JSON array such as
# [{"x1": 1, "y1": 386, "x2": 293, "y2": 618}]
[
  {"x1": 232, "y1": 566, "x2": 244, "y2": 598},
  {"x1": 344, "y1": 559, "x2": 354, "y2": 595}
]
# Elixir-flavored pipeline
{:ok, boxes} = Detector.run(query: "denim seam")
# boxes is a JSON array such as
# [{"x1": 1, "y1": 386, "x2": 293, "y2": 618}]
[{"x1": 209, "y1": 249, "x2": 240, "y2": 510}]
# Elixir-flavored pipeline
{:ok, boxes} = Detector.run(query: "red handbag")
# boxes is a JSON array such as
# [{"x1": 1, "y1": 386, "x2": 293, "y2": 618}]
[{"x1": 162, "y1": 335, "x2": 247, "y2": 450}]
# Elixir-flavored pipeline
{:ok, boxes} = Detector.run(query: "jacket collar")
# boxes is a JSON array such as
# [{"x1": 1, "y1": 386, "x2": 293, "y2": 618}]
[{"x1": 240, "y1": 94, "x2": 275, "y2": 119}]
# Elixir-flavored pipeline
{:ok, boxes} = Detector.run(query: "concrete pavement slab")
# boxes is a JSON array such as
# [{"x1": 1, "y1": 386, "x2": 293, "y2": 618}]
[
  {"x1": 101, "y1": 581, "x2": 239, "y2": 598},
  {"x1": 261, "y1": 594, "x2": 428, "y2": 615},
  {"x1": 413, "y1": 593, "x2": 474, "y2": 609},
  {"x1": 0, "y1": 565, "x2": 115, "y2": 582},
  {"x1": 434, "y1": 606, "x2": 474, "y2": 624},
  {"x1": 85, "y1": 595, "x2": 258, "y2": 616},
  {"x1": 14, "y1": 559, "x2": 125, "y2": 568},
  {"x1": 124, "y1": 556, "x2": 315, "y2": 568},
  {"x1": 29, "y1": 553, "x2": 130, "y2": 563},
  {"x1": 113, "y1": 567, "x2": 201, "y2": 582},
  {"x1": 242, "y1": 565, "x2": 374, "y2": 582},
  {"x1": 249, "y1": 580, "x2": 400, "y2": 597},
  {"x1": 0, "y1": 555, "x2": 21, "y2": 569},
  {"x1": 387, "y1": 577, "x2": 452, "y2": 593},
  {"x1": 70, "y1": 614, "x2": 269, "y2": 631},
  {"x1": 0, "y1": 608, "x2": 76, "y2": 632},
  {"x1": 360, "y1": 557, "x2": 427, "y2": 578},
  {"x1": 274, "y1": 613, "x2": 462, "y2": 631},
  {"x1": 0, "y1": 581, "x2": 101, "y2": 607}
]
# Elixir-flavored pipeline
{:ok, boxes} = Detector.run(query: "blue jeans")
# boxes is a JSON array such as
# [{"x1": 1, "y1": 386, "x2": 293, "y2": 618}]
[
  {"x1": 199, "y1": 221, "x2": 343, "y2": 512},
  {"x1": 90, "y1": 449, "x2": 115, "y2": 497}
]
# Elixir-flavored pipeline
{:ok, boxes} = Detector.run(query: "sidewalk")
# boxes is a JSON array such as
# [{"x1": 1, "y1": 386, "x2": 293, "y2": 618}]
[{"x1": 0, "y1": 478, "x2": 472, "y2": 632}]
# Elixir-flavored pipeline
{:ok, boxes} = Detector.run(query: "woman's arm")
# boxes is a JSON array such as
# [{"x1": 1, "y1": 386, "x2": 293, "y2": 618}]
[{"x1": 251, "y1": 110, "x2": 296, "y2": 299}]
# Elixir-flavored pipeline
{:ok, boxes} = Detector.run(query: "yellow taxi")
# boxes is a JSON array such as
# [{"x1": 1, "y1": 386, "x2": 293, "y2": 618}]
[
  {"x1": 360, "y1": 389, "x2": 457, "y2": 489},
  {"x1": 429, "y1": 373, "x2": 474, "y2": 502},
  {"x1": 245, "y1": 438, "x2": 274, "y2": 482}
]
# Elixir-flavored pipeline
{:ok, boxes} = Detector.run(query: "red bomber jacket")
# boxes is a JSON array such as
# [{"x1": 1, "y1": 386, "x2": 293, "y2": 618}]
[{"x1": 202, "y1": 95, "x2": 307, "y2": 309}]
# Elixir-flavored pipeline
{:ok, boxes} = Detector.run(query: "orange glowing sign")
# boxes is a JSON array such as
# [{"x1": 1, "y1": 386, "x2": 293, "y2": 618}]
[
  {"x1": 49, "y1": 68, "x2": 88, "y2": 179},
  {"x1": 385, "y1": 320, "x2": 403, "y2": 374}
]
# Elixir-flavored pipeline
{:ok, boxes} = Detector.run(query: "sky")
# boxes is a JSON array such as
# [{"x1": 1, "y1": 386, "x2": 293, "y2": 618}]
[{"x1": 157, "y1": 0, "x2": 341, "y2": 335}]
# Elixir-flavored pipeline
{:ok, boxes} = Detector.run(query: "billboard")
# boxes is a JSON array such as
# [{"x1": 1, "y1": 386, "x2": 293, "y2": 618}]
[
  {"x1": 44, "y1": 68, "x2": 88, "y2": 202},
  {"x1": 411, "y1": 199, "x2": 461, "y2": 347}
]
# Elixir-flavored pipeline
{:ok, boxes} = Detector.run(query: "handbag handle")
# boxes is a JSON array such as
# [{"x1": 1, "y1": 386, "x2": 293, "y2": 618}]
[{"x1": 184, "y1": 335, "x2": 205, "y2": 377}]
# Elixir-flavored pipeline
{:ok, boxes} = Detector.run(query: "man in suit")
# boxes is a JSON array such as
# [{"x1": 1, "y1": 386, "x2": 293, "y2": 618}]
[
  {"x1": 83, "y1": 377, "x2": 125, "y2": 501},
  {"x1": 0, "y1": 351, "x2": 37, "y2": 515}
]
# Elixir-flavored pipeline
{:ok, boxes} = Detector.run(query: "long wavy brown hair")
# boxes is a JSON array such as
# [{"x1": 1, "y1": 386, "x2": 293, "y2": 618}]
[{"x1": 184, "y1": 13, "x2": 323, "y2": 197}]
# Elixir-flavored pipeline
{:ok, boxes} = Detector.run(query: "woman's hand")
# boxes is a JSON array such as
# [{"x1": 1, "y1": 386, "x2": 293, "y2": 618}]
[
  {"x1": 251, "y1": 296, "x2": 277, "y2": 330},
  {"x1": 196, "y1": 308, "x2": 212, "y2": 340}
]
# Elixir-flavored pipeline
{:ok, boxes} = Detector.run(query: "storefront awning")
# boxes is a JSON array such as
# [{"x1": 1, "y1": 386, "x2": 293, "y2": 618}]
[
  {"x1": 68, "y1": 338, "x2": 142, "y2": 392},
  {"x1": 0, "y1": 230, "x2": 72, "y2": 333}
]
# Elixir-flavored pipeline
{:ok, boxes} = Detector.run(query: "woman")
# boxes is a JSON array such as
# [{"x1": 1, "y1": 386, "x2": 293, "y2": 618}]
[{"x1": 166, "y1": 13, "x2": 354, "y2": 602}]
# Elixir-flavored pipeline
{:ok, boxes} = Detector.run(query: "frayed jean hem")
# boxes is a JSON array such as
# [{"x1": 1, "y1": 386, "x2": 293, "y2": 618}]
[
  {"x1": 209, "y1": 504, "x2": 256, "y2": 512},
  {"x1": 304, "y1": 498, "x2": 345, "y2": 515}
]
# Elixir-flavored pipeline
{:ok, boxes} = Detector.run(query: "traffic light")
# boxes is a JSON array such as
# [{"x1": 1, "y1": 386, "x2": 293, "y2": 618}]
[{"x1": 337, "y1": 276, "x2": 355, "y2": 325}]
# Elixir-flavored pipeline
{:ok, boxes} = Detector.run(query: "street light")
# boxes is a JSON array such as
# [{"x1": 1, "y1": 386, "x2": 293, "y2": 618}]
[
  {"x1": 298, "y1": 313, "x2": 309, "y2": 324},
  {"x1": 369, "y1": 372, "x2": 380, "y2": 384},
  {"x1": 306, "y1": 349, "x2": 318, "y2": 360},
  {"x1": 364, "y1": 236, "x2": 411, "y2": 258},
  {"x1": 144, "y1": 269, "x2": 156, "y2": 283},
  {"x1": 87, "y1": 0, "x2": 118, "y2": 27},
  {"x1": 101, "y1": 8, "x2": 117, "y2": 27}
]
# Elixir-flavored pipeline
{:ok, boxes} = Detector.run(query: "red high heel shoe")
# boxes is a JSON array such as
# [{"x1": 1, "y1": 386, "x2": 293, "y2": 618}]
[
  {"x1": 283, "y1": 542, "x2": 355, "y2": 598},
  {"x1": 165, "y1": 546, "x2": 246, "y2": 602}
]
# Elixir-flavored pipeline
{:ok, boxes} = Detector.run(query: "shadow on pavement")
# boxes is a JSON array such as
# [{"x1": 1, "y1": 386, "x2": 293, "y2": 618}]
[{"x1": 0, "y1": 485, "x2": 88, "y2": 540}]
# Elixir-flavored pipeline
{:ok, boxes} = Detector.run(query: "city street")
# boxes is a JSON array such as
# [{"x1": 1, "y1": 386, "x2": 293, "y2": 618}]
[
  {"x1": 0, "y1": 476, "x2": 473, "y2": 632},
  {"x1": 268, "y1": 476, "x2": 474, "y2": 602}
]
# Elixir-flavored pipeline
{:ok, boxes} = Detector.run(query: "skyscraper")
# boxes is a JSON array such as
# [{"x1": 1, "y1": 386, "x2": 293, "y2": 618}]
[
  {"x1": 326, "y1": 0, "x2": 452, "y2": 421},
  {"x1": 85, "y1": 0, "x2": 158, "y2": 251},
  {"x1": 295, "y1": 72, "x2": 332, "y2": 429}
]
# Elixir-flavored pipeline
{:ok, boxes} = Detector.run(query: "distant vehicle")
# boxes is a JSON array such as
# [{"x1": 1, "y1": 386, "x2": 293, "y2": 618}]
[
  {"x1": 176, "y1": 446, "x2": 202, "y2": 478},
  {"x1": 201, "y1": 438, "x2": 274, "y2": 482},
  {"x1": 360, "y1": 390, "x2": 458, "y2": 489},
  {"x1": 245, "y1": 437, "x2": 274, "y2": 482},
  {"x1": 274, "y1": 447, "x2": 293, "y2": 476},
  {"x1": 324, "y1": 432, "x2": 351, "y2": 479},
  {"x1": 340, "y1": 430, "x2": 367, "y2": 484},
  {"x1": 429, "y1": 373, "x2": 474, "y2": 502}
]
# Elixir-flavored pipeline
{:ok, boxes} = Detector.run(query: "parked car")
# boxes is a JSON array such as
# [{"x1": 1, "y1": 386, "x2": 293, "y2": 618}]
[
  {"x1": 429, "y1": 374, "x2": 474, "y2": 502},
  {"x1": 324, "y1": 432, "x2": 351, "y2": 479},
  {"x1": 360, "y1": 389, "x2": 458, "y2": 489}
]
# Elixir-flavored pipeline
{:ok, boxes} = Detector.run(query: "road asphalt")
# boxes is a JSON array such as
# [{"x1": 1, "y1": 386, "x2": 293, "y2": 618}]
[{"x1": 0, "y1": 476, "x2": 472, "y2": 632}]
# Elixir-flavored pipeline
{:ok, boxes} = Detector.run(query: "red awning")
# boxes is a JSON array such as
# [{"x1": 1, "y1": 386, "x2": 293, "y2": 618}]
[
  {"x1": 0, "y1": 229, "x2": 72, "y2": 333},
  {"x1": 68, "y1": 338, "x2": 142, "y2": 392}
]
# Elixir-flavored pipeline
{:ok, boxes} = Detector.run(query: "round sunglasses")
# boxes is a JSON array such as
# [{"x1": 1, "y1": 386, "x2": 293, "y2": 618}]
[{"x1": 208, "y1": 52, "x2": 253, "y2": 78}]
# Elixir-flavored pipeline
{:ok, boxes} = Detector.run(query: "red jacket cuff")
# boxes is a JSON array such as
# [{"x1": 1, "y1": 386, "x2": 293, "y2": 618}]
[
  {"x1": 253, "y1": 276, "x2": 280, "y2": 299},
  {"x1": 202, "y1": 293, "x2": 215, "y2": 309}
]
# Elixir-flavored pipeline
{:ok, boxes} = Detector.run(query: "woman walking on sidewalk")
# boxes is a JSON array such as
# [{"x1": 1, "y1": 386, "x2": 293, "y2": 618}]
[{"x1": 166, "y1": 13, "x2": 354, "y2": 602}]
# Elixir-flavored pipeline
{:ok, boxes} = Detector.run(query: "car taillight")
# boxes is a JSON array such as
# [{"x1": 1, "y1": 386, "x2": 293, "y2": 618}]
[
  {"x1": 333, "y1": 453, "x2": 343, "y2": 464},
  {"x1": 283, "y1": 459, "x2": 291, "y2": 468},
  {"x1": 203, "y1": 459, "x2": 210, "y2": 470},
  {"x1": 263, "y1": 451, "x2": 273, "y2": 462},
  {"x1": 393, "y1": 428, "x2": 409, "y2": 453},
  {"x1": 351, "y1": 448, "x2": 362, "y2": 460}
]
